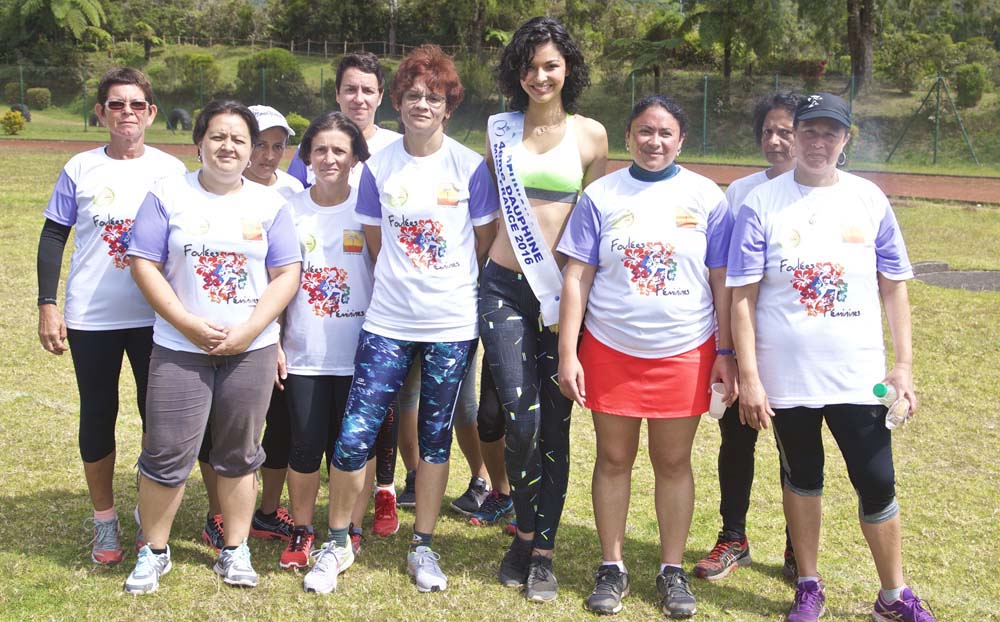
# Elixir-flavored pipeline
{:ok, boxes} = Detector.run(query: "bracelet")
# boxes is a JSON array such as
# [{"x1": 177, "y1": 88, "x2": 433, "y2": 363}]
[
  {"x1": 37, "y1": 297, "x2": 57, "y2": 306},
  {"x1": 715, "y1": 348, "x2": 736, "y2": 356}
]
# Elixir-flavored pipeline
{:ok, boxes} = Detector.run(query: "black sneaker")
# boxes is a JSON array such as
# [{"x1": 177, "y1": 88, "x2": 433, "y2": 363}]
[
  {"x1": 249, "y1": 506, "x2": 294, "y2": 541},
  {"x1": 498, "y1": 536, "x2": 533, "y2": 587},
  {"x1": 525, "y1": 555, "x2": 558, "y2": 602},
  {"x1": 397, "y1": 469, "x2": 416, "y2": 508},
  {"x1": 657, "y1": 567, "x2": 697, "y2": 618},
  {"x1": 585, "y1": 564, "x2": 630, "y2": 615},
  {"x1": 449, "y1": 476, "x2": 490, "y2": 515}
]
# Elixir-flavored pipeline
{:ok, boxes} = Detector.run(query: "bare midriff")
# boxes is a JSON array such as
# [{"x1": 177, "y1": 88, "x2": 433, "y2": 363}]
[{"x1": 487, "y1": 197, "x2": 574, "y2": 272}]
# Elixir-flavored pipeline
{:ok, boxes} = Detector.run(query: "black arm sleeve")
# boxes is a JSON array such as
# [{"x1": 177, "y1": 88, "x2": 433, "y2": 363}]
[{"x1": 37, "y1": 218, "x2": 71, "y2": 305}]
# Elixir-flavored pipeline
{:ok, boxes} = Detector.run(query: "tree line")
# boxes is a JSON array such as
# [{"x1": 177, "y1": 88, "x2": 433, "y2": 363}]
[{"x1": 1, "y1": 0, "x2": 998, "y2": 95}]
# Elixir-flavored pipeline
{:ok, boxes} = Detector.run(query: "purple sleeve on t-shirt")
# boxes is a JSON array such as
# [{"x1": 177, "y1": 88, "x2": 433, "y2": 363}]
[
  {"x1": 874, "y1": 204, "x2": 912, "y2": 277},
  {"x1": 43, "y1": 171, "x2": 78, "y2": 226},
  {"x1": 264, "y1": 205, "x2": 303, "y2": 268},
  {"x1": 556, "y1": 192, "x2": 602, "y2": 266},
  {"x1": 355, "y1": 164, "x2": 382, "y2": 220},
  {"x1": 705, "y1": 197, "x2": 734, "y2": 269},
  {"x1": 726, "y1": 205, "x2": 766, "y2": 278},
  {"x1": 126, "y1": 192, "x2": 170, "y2": 262},
  {"x1": 468, "y1": 160, "x2": 500, "y2": 223},
  {"x1": 287, "y1": 146, "x2": 310, "y2": 187}
]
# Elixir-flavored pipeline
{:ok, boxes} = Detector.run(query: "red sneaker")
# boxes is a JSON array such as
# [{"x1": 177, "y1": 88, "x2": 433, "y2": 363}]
[
  {"x1": 372, "y1": 488, "x2": 399, "y2": 536},
  {"x1": 88, "y1": 517, "x2": 124, "y2": 565},
  {"x1": 693, "y1": 530, "x2": 751, "y2": 581},
  {"x1": 279, "y1": 526, "x2": 315, "y2": 569}
]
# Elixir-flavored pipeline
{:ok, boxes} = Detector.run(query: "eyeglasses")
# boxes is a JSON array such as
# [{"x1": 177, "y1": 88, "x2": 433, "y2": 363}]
[
  {"x1": 105, "y1": 100, "x2": 149, "y2": 112},
  {"x1": 402, "y1": 90, "x2": 446, "y2": 108}
]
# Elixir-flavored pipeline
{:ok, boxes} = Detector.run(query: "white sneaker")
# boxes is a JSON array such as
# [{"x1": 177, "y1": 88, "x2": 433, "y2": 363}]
[
  {"x1": 213, "y1": 540, "x2": 258, "y2": 587},
  {"x1": 124, "y1": 545, "x2": 171, "y2": 594},
  {"x1": 303, "y1": 541, "x2": 355, "y2": 594},
  {"x1": 407, "y1": 545, "x2": 447, "y2": 592}
]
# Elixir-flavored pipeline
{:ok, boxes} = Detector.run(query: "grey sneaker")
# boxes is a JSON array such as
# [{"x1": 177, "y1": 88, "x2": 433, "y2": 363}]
[
  {"x1": 124, "y1": 545, "x2": 171, "y2": 594},
  {"x1": 303, "y1": 541, "x2": 355, "y2": 594},
  {"x1": 213, "y1": 541, "x2": 258, "y2": 587},
  {"x1": 498, "y1": 536, "x2": 533, "y2": 587},
  {"x1": 585, "y1": 564, "x2": 630, "y2": 614},
  {"x1": 657, "y1": 567, "x2": 697, "y2": 618},
  {"x1": 86, "y1": 516, "x2": 124, "y2": 565},
  {"x1": 397, "y1": 470, "x2": 417, "y2": 508},
  {"x1": 525, "y1": 555, "x2": 558, "y2": 602},
  {"x1": 406, "y1": 545, "x2": 447, "y2": 592},
  {"x1": 449, "y1": 476, "x2": 490, "y2": 515}
]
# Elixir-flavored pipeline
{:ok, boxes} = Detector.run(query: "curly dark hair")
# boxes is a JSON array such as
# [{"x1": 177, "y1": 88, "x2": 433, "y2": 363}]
[
  {"x1": 495, "y1": 16, "x2": 590, "y2": 113},
  {"x1": 751, "y1": 92, "x2": 800, "y2": 146},
  {"x1": 298, "y1": 111, "x2": 370, "y2": 166}
]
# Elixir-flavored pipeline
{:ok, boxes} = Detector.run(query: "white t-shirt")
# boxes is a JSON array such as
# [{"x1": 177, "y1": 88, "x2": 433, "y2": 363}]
[
  {"x1": 355, "y1": 136, "x2": 499, "y2": 342},
  {"x1": 726, "y1": 170, "x2": 914, "y2": 408},
  {"x1": 127, "y1": 172, "x2": 301, "y2": 353},
  {"x1": 559, "y1": 166, "x2": 732, "y2": 358},
  {"x1": 283, "y1": 188, "x2": 374, "y2": 375},
  {"x1": 44, "y1": 146, "x2": 186, "y2": 330},
  {"x1": 273, "y1": 169, "x2": 305, "y2": 199},
  {"x1": 725, "y1": 170, "x2": 769, "y2": 217}
]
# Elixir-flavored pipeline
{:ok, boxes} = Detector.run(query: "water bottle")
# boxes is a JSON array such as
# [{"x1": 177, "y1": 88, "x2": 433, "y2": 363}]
[{"x1": 873, "y1": 383, "x2": 910, "y2": 430}]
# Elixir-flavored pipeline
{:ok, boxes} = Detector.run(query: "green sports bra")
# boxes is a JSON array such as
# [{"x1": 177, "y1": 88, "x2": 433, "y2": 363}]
[{"x1": 510, "y1": 114, "x2": 584, "y2": 203}]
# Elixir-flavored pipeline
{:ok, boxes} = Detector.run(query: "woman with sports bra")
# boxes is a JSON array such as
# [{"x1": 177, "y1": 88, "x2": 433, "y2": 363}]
[{"x1": 481, "y1": 16, "x2": 608, "y2": 603}]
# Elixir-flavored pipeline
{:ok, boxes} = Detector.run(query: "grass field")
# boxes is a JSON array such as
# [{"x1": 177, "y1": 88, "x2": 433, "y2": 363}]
[{"x1": 0, "y1": 145, "x2": 997, "y2": 621}]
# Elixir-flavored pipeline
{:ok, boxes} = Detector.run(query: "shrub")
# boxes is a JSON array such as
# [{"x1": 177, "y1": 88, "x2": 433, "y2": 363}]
[
  {"x1": 285, "y1": 112, "x2": 309, "y2": 145},
  {"x1": 456, "y1": 56, "x2": 494, "y2": 104},
  {"x1": 235, "y1": 49, "x2": 316, "y2": 115},
  {"x1": 955, "y1": 63, "x2": 989, "y2": 108},
  {"x1": 876, "y1": 32, "x2": 931, "y2": 94},
  {"x1": 1, "y1": 110, "x2": 26, "y2": 135},
  {"x1": 25, "y1": 88, "x2": 50, "y2": 110},
  {"x1": 4, "y1": 83, "x2": 19, "y2": 105},
  {"x1": 113, "y1": 42, "x2": 147, "y2": 68},
  {"x1": 149, "y1": 52, "x2": 224, "y2": 101}
]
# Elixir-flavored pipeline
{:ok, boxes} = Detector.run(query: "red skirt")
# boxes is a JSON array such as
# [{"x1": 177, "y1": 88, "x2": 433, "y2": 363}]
[{"x1": 577, "y1": 329, "x2": 714, "y2": 419}]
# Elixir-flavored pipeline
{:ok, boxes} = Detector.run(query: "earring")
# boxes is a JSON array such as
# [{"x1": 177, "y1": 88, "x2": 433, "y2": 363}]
[{"x1": 837, "y1": 152, "x2": 847, "y2": 167}]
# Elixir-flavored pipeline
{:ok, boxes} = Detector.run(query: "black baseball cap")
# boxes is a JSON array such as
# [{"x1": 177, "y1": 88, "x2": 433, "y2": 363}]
[{"x1": 795, "y1": 92, "x2": 851, "y2": 128}]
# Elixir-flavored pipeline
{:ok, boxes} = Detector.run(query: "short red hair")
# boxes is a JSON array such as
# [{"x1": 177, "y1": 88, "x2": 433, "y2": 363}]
[{"x1": 390, "y1": 44, "x2": 464, "y2": 114}]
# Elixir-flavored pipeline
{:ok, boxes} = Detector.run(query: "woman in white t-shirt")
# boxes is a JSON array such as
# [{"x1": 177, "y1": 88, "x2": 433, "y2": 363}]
[
  {"x1": 727, "y1": 93, "x2": 935, "y2": 622},
  {"x1": 122, "y1": 100, "x2": 301, "y2": 595},
  {"x1": 271, "y1": 112, "x2": 376, "y2": 594},
  {"x1": 693, "y1": 92, "x2": 802, "y2": 583},
  {"x1": 322, "y1": 45, "x2": 498, "y2": 594},
  {"x1": 36, "y1": 68, "x2": 186, "y2": 566},
  {"x1": 558, "y1": 95, "x2": 735, "y2": 618}
]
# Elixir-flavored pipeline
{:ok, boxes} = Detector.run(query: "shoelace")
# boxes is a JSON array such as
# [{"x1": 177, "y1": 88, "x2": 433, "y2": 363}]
[
  {"x1": 375, "y1": 493, "x2": 396, "y2": 520},
  {"x1": 133, "y1": 546, "x2": 165, "y2": 577},
  {"x1": 528, "y1": 559, "x2": 555, "y2": 586},
  {"x1": 85, "y1": 517, "x2": 120, "y2": 550},
  {"x1": 895, "y1": 595, "x2": 937, "y2": 622},
  {"x1": 226, "y1": 543, "x2": 253, "y2": 571},
  {"x1": 664, "y1": 571, "x2": 692, "y2": 599},
  {"x1": 273, "y1": 507, "x2": 294, "y2": 527},
  {"x1": 476, "y1": 491, "x2": 503, "y2": 517},
  {"x1": 412, "y1": 548, "x2": 442, "y2": 569},
  {"x1": 288, "y1": 530, "x2": 312, "y2": 552},
  {"x1": 207, "y1": 514, "x2": 224, "y2": 533},
  {"x1": 793, "y1": 583, "x2": 824, "y2": 613},
  {"x1": 592, "y1": 566, "x2": 623, "y2": 596},
  {"x1": 310, "y1": 543, "x2": 347, "y2": 572},
  {"x1": 703, "y1": 538, "x2": 740, "y2": 563}
]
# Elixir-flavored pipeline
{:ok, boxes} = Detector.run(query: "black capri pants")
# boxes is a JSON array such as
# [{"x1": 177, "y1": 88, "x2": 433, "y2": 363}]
[
  {"x1": 772, "y1": 403, "x2": 898, "y2": 524},
  {"x1": 66, "y1": 326, "x2": 153, "y2": 463}
]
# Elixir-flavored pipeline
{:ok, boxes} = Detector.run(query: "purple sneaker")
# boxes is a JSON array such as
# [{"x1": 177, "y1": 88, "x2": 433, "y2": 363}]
[
  {"x1": 873, "y1": 587, "x2": 937, "y2": 622},
  {"x1": 787, "y1": 580, "x2": 826, "y2": 622}
]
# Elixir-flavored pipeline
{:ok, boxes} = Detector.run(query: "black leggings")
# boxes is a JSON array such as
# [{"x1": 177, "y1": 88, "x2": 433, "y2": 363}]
[
  {"x1": 66, "y1": 326, "x2": 153, "y2": 463},
  {"x1": 475, "y1": 357, "x2": 503, "y2": 442},
  {"x1": 284, "y1": 374, "x2": 357, "y2": 473},
  {"x1": 479, "y1": 261, "x2": 571, "y2": 550},
  {"x1": 772, "y1": 403, "x2": 898, "y2": 523}
]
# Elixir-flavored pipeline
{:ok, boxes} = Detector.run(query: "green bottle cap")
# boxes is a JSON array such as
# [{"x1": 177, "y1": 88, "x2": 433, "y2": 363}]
[{"x1": 873, "y1": 383, "x2": 889, "y2": 398}]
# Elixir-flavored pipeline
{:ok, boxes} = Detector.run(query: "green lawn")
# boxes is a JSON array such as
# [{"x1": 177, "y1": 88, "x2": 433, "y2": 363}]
[{"x1": 0, "y1": 146, "x2": 996, "y2": 621}]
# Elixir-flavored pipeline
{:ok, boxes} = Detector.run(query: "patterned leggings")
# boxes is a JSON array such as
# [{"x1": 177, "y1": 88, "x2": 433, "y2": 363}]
[
  {"x1": 478, "y1": 260, "x2": 572, "y2": 550},
  {"x1": 332, "y1": 330, "x2": 476, "y2": 472}
]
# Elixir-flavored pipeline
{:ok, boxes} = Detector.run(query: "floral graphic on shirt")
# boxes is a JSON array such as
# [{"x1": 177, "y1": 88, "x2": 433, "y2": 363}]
[
  {"x1": 101, "y1": 220, "x2": 133, "y2": 269},
  {"x1": 301, "y1": 266, "x2": 351, "y2": 317},
  {"x1": 621, "y1": 241, "x2": 678, "y2": 296},
  {"x1": 194, "y1": 252, "x2": 248, "y2": 303},
  {"x1": 398, "y1": 219, "x2": 447, "y2": 269},
  {"x1": 790, "y1": 261, "x2": 848, "y2": 316}
]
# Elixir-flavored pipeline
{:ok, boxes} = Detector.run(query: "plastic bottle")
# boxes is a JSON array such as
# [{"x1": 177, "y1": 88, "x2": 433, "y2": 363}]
[{"x1": 873, "y1": 383, "x2": 910, "y2": 430}]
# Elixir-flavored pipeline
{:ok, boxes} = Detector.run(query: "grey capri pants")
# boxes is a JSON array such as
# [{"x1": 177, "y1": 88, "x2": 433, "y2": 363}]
[{"x1": 138, "y1": 343, "x2": 276, "y2": 487}]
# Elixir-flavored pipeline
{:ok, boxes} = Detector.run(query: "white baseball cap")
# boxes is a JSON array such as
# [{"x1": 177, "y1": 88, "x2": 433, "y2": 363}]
[{"x1": 249, "y1": 105, "x2": 295, "y2": 136}]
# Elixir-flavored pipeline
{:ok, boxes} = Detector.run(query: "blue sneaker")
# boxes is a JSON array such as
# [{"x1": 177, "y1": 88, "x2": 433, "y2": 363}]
[{"x1": 470, "y1": 490, "x2": 514, "y2": 526}]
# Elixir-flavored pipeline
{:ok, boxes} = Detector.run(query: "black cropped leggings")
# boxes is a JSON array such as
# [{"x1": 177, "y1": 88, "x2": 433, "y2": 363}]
[{"x1": 478, "y1": 260, "x2": 571, "y2": 550}]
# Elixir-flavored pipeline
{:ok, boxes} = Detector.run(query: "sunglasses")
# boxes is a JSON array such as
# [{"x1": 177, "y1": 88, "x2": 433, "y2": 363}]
[{"x1": 105, "y1": 100, "x2": 150, "y2": 112}]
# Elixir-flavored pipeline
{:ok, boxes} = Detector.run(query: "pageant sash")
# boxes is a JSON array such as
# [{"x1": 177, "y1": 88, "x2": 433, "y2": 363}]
[{"x1": 487, "y1": 112, "x2": 565, "y2": 326}]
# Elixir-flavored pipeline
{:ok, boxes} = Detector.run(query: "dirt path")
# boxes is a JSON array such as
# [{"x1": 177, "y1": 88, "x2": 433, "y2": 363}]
[{"x1": 3, "y1": 138, "x2": 998, "y2": 203}]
